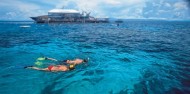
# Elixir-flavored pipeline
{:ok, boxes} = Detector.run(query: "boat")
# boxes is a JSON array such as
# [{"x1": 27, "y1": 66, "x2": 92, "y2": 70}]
[{"x1": 30, "y1": 8, "x2": 109, "y2": 23}]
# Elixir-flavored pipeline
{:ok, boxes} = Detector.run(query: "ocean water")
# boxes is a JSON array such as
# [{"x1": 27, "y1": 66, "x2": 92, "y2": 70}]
[{"x1": 0, "y1": 20, "x2": 190, "y2": 94}]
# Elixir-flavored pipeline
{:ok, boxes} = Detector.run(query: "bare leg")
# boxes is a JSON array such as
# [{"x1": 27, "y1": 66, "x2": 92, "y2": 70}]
[
  {"x1": 26, "y1": 66, "x2": 49, "y2": 71},
  {"x1": 45, "y1": 57, "x2": 58, "y2": 61}
]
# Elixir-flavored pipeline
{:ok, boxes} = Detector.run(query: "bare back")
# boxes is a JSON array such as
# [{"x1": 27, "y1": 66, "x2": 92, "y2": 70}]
[
  {"x1": 67, "y1": 58, "x2": 84, "y2": 65},
  {"x1": 50, "y1": 65, "x2": 69, "y2": 72}
]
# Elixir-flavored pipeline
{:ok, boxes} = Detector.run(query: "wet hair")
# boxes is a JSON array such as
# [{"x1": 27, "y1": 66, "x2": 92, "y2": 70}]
[
  {"x1": 83, "y1": 59, "x2": 88, "y2": 63},
  {"x1": 62, "y1": 60, "x2": 67, "y2": 62},
  {"x1": 59, "y1": 60, "x2": 68, "y2": 65}
]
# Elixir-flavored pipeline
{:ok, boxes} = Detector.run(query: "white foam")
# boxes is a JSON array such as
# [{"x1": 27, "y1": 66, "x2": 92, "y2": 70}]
[{"x1": 20, "y1": 25, "x2": 31, "y2": 28}]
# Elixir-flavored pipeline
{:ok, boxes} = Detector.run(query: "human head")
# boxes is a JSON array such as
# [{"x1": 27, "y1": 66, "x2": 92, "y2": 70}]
[
  {"x1": 62, "y1": 60, "x2": 67, "y2": 62},
  {"x1": 69, "y1": 64, "x2": 75, "y2": 70},
  {"x1": 83, "y1": 59, "x2": 88, "y2": 63},
  {"x1": 60, "y1": 60, "x2": 69, "y2": 65}
]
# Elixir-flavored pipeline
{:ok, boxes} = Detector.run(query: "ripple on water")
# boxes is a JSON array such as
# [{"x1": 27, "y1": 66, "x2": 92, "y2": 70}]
[{"x1": 0, "y1": 21, "x2": 190, "y2": 94}]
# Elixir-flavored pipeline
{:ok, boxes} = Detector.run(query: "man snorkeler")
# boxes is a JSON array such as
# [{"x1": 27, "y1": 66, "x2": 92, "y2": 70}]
[
  {"x1": 25, "y1": 57, "x2": 89, "y2": 72},
  {"x1": 44, "y1": 57, "x2": 89, "y2": 65}
]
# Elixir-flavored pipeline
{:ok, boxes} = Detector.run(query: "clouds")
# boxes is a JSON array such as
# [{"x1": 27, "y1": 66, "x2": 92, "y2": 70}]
[
  {"x1": 174, "y1": 1, "x2": 188, "y2": 10},
  {"x1": 56, "y1": 0, "x2": 147, "y2": 18},
  {"x1": 165, "y1": 3, "x2": 172, "y2": 7},
  {"x1": 0, "y1": 0, "x2": 49, "y2": 20},
  {"x1": 0, "y1": 0, "x2": 40, "y2": 14},
  {"x1": 184, "y1": 0, "x2": 190, "y2": 8},
  {"x1": 57, "y1": 0, "x2": 190, "y2": 19},
  {"x1": 142, "y1": 0, "x2": 190, "y2": 19},
  {"x1": 0, "y1": 0, "x2": 189, "y2": 20}
]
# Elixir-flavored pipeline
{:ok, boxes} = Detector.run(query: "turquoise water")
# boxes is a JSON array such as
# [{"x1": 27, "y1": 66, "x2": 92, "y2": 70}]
[{"x1": 0, "y1": 21, "x2": 190, "y2": 94}]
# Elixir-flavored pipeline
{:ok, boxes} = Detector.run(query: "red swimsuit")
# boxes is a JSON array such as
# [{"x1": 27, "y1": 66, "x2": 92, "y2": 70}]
[
  {"x1": 48, "y1": 65, "x2": 62, "y2": 71},
  {"x1": 48, "y1": 65, "x2": 54, "y2": 71}
]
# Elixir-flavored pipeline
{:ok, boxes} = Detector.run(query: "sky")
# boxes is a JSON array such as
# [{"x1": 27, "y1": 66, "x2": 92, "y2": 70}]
[{"x1": 0, "y1": 0, "x2": 190, "y2": 20}]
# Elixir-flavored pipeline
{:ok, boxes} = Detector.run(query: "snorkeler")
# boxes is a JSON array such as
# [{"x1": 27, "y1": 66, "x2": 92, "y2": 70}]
[
  {"x1": 45, "y1": 57, "x2": 89, "y2": 65},
  {"x1": 25, "y1": 64, "x2": 75, "y2": 72},
  {"x1": 25, "y1": 57, "x2": 89, "y2": 72}
]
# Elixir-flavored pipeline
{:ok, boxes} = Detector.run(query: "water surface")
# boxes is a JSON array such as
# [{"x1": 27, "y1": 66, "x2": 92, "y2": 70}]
[{"x1": 0, "y1": 21, "x2": 190, "y2": 94}]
